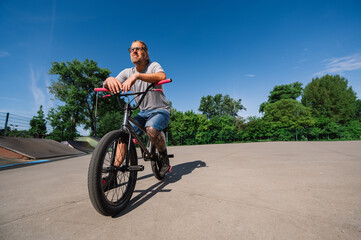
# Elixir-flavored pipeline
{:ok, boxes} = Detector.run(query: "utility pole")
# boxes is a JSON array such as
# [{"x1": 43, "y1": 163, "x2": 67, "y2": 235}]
[{"x1": 4, "y1": 112, "x2": 9, "y2": 136}]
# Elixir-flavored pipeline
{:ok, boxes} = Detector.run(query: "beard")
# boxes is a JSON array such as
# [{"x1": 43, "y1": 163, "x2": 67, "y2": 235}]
[
  {"x1": 131, "y1": 52, "x2": 148, "y2": 65},
  {"x1": 131, "y1": 56, "x2": 147, "y2": 65},
  {"x1": 131, "y1": 57, "x2": 140, "y2": 64}
]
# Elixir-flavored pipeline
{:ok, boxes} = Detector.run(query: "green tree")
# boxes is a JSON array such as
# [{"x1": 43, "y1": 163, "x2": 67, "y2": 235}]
[
  {"x1": 355, "y1": 99, "x2": 361, "y2": 121},
  {"x1": 306, "y1": 126, "x2": 322, "y2": 140},
  {"x1": 181, "y1": 111, "x2": 202, "y2": 145},
  {"x1": 95, "y1": 111, "x2": 123, "y2": 137},
  {"x1": 339, "y1": 120, "x2": 361, "y2": 140},
  {"x1": 211, "y1": 115, "x2": 237, "y2": 143},
  {"x1": 263, "y1": 99, "x2": 315, "y2": 140},
  {"x1": 199, "y1": 94, "x2": 246, "y2": 119},
  {"x1": 264, "y1": 99, "x2": 314, "y2": 128},
  {"x1": 260, "y1": 82, "x2": 303, "y2": 113},
  {"x1": 302, "y1": 74, "x2": 357, "y2": 123},
  {"x1": 48, "y1": 59, "x2": 111, "y2": 139},
  {"x1": 7, "y1": 129, "x2": 31, "y2": 138},
  {"x1": 195, "y1": 114, "x2": 211, "y2": 144},
  {"x1": 167, "y1": 110, "x2": 184, "y2": 146},
  {"x1": 311, "y1": 117, "x2": 339, "y2": 140},
  {"x1": 167, "y1": 110, "x2": 202, "y2": 145},
  {"x1": 47, "y1": 105, "x2": 77, "y2": 141},
  {"x1": 29, "y1": 105, "x2": 47, "y2": 138},
  {"x1": 94, "y1": 94, "x2": 126, "y2": 137},
  {"x1": 241, "y1": 116, "x2": 273, "y2": 141}
]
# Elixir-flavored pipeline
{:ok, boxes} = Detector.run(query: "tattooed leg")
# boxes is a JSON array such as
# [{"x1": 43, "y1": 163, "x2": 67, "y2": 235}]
[
  {"x1": 147, "y1": 127, "x2": 170, "y2": 176},
  {"x1": 146, "y1": 127, "x2": 166, "y2": 152}
]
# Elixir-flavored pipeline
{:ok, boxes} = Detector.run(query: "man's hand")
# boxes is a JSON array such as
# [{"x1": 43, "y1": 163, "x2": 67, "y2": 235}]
[
  {"x1": 121, "y1": 73, "x2": 139, "y2": 93},
  {"x1": 103, "y1": 77, "x2": 123, "y2": 94}
]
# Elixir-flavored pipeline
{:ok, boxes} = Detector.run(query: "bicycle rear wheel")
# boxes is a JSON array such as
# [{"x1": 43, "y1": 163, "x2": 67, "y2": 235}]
[
  {"x1": 88, "y1": 130, "x2": 137, "y2": 216},
  {"x1": 150, "y1": 145, "x2": 165, "y2": 180}
]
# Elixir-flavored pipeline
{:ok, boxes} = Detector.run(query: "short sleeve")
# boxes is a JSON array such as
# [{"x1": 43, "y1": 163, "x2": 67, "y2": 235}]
[
  {"x1": 115, "y1": 69, "x2": 130, "y2": 83},
  {"x1": 150, "y1": 62, "x2": 164, "y2": 73}
]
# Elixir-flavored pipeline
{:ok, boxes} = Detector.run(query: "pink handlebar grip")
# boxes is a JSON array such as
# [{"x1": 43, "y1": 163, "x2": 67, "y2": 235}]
[
  {"x1": 155, "y1": 79, "x2": 172, "y2": 86},
  {"x1": 95, "y1": 88, "x2": 109, "y2": 92}
]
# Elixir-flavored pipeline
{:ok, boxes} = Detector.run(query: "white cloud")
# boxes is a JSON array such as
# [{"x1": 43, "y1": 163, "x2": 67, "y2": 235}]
[
  {"x1": 315, "y1": 53, "x2": 361, "y2": 76},
  {"x1": 298, "y1": 58, "x2": 307, "y2": 63},
  {"x1": 29, "y1": 65, "x2": 55, "y2": 117},
  {"x1": 30, "y1": 66, "x2": 46, "y2": 107},
  {"x1": 246, "y1": 74, "x2": 255, "y2": 77},
  {"x1": 0, "y1": 51, "x2": 10, "y2": 58},
  {"x1": 0, "y1": 97, "x2": 23, "y2": 102}
]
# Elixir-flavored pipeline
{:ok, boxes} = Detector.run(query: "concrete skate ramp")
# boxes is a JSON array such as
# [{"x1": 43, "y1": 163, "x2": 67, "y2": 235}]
[
  {"x1": 62, "y1": 140, "x2": 94, "y2": 153},
  {"x1": 0, "y1": 137, "x2": 84, "y2": 159},
  {"x1": 75, "y1": 136, "x2": 100, "y2": 148}
]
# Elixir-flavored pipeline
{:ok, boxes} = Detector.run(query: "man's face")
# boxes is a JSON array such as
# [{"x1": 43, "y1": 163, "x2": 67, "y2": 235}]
[{"x1": 130, "y1": 42, "x2": 148, "y2": 64}]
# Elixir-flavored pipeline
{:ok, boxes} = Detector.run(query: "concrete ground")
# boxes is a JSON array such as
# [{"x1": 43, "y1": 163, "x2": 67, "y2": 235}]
[{"x1": 0, "y1": 141, "x2": 360, "y2": 240}]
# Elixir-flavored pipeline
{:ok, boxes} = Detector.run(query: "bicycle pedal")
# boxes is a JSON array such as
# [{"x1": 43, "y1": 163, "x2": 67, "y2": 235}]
[
  {"x1": 128, "y1": 165, "x2": 144, "y2": 171},
  {"x1": 168, "y1": 154, "x2": 174, "y2": 158}
]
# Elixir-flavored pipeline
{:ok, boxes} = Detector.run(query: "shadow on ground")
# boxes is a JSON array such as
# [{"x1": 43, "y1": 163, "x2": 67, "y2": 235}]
[{"x1": 113, "y1": 160, "x2": 207, "y2": 218}]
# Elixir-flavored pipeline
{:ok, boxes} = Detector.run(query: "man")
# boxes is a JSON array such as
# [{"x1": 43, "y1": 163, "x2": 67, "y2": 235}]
[{"x1": 103, "y1": 40, "x2": 171, "y2": 177}]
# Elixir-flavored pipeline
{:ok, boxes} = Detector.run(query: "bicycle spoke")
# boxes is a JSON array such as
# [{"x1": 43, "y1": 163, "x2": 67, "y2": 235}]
[
  {"x1": 120, "y1": 172, "x2": 128, "y2": 196},
  {"x1": 101, "y1": 137, "x2": 134, "y2": 204}
]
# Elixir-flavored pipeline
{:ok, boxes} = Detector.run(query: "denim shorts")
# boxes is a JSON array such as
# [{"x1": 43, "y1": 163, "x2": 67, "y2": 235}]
[{"x1": 131, "y1": 109, "x2": 170, "y2": 136}]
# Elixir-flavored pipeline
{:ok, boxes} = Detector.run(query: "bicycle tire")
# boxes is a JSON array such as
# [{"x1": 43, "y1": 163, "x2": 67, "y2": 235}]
[
  {"x1": 150, "y1": 145, "x2": 165, "y2": 180},
  {"x1": 88, "y1": 130, "x2": 137, "y2": 216}
]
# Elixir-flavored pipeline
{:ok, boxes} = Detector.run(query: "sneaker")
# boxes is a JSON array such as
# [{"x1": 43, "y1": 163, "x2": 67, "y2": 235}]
[
  {"x1": 159, "y1": 155, "x2": 171, "y2": 177},
  {"x1": 102, "y1": 173, "x2": 118, "y2": 192}
]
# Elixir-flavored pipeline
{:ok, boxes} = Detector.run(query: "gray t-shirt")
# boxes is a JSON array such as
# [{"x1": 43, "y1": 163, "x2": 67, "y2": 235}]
[{"x1": 115, "y1": 62, "x2": 170, "y2": 112}]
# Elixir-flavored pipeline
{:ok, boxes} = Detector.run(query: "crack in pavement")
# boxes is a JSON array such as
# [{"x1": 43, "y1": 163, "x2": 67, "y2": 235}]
[{"x1": 0, "y1": 197, "x2": 89, "y2": 226}]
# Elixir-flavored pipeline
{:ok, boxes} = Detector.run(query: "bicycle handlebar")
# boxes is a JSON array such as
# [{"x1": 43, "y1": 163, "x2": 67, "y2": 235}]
[
  {"x1": 94, "y1": 78, "x2": 172, "y2": 93},
  {"x1": 95, "y1": 78, "x2": 172, "y2": 111}
]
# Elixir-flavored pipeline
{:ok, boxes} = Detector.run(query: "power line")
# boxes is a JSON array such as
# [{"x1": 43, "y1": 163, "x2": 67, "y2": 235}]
[{"x1": 0, "y1": 112, "x2": 32, "y2": 131}]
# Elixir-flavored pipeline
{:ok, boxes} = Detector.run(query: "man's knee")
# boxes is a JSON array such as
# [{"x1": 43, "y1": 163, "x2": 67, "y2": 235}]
[
  {"x1": 146, "y1": 126, "x2": 154, "y2": 132},
  {"x1": 146, "y1": 127, "x2": 160, "y2": 135},
  {"x1": 146, "y1": 127, "x2": 165, "y2": 149}
]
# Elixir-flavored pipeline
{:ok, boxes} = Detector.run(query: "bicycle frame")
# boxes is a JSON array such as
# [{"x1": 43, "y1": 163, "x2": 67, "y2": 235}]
[{"x1": 123, "y1": 108, "x2": 154, "y2": 161}]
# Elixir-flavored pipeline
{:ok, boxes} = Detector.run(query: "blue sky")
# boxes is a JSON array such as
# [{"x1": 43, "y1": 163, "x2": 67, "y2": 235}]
[{"x1": 1, "y1": 0, "x2": 361, "y2": 133}]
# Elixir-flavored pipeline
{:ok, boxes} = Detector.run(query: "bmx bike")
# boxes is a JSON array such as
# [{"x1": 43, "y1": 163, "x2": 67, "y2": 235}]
[{"x1": 88, "y1": 79, "x2": 173, "y2": 216}]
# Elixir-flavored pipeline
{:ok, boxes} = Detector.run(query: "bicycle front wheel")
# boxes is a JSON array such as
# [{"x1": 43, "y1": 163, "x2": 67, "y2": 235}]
[{"x1": 88, "y1": 130, "x2": 137, "y2": 216}]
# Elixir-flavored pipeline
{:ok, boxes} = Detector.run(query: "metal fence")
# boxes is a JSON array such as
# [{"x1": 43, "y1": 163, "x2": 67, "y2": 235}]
[{"x1": 0, "y1": 112, "x2": 31, "y2": 135}]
